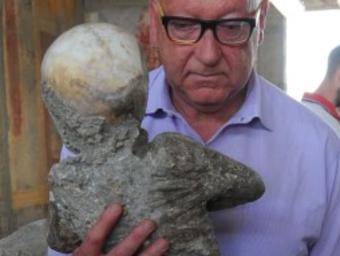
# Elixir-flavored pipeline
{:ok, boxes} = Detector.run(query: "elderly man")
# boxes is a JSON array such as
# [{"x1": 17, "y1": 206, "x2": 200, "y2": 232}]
[
  {"x1": 49, "y1": 0, "x2": 340, "y2": 255},
  {"x1": 302, "y1": 45, "x2": 340, "y2": 136}
]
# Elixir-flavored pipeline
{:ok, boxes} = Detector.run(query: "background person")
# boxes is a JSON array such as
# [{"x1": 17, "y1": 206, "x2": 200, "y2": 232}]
[{"x1": 302, "y1": 45, "x2": 340, "y2": 137}]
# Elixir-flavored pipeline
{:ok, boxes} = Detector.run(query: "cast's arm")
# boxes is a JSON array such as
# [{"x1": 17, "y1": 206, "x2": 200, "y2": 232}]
[
  {"x1": 47, "y1": 146, "x2": 73, "y2": 256},
  {"x1": 47, "y1": 147, "x2": 169, "y2": 256}
]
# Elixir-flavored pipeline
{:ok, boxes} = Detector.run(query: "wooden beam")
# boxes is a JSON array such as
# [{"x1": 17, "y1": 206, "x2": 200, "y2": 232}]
[
  {"x1": 303, "y1": 0, "x2": 340, "y2": 10},
  {"x1": 0, "y1": 0, "x2": 14, "y2": 238},
  {"x1": 0, "y1": 0, "x2": 84, "y2": 237}
]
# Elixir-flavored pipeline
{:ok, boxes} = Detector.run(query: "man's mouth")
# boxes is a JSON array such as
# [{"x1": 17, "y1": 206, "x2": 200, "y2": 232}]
[{"x1": 190, "y1": 72, "x2": 224, "y2": 80}]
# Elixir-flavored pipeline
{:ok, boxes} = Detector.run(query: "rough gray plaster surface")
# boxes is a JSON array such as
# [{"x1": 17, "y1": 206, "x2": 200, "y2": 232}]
[
  {"x1": 41, "y1": 22, "x2": 264, "y2": 255},
  {"x1": 47, "y1": 122, "x2": 265, "y2": 255},
  {"x1": 0, "y1": 220, "x2": 47, "y2": 256}
]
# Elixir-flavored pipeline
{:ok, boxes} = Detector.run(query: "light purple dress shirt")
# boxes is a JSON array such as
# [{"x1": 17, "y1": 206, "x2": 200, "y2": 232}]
[{"x1": 50, "y1": 67, "x2": 340, "y2": 256}]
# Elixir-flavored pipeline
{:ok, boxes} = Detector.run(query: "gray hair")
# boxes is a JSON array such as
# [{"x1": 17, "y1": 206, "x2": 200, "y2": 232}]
[
  {"x1": 326, "y1": 45, "x2": 340, "y2": 79},
  {"x1": 158, "y1": 0, "x2": 262, "y2": 13}
]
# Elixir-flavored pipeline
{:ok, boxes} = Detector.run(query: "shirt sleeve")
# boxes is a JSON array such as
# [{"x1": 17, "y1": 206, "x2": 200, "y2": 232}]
[
  {"x1": 46, "y1": 247, "x2": 71, "y2": 256},
  {"x1": 310, "y1": 138, "x2": 340, "y2": 255},
  {"x1": 60, "y1": 145, "x2": 76, "y2": 160}
]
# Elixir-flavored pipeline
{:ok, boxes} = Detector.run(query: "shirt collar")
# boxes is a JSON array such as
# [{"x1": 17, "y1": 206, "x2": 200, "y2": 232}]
[
  {"x1": 227, "y1": 71, "x2": 272, "y2": 131},
  {"x1": 302, "y1": 92, "x2": 340, "y2": 121},
  {"x1": 146, "y1": 66, "x2": 176, "y2": 115},
  {"x1": 146, "y1": 66, "x2": 272, "y2": 130}
]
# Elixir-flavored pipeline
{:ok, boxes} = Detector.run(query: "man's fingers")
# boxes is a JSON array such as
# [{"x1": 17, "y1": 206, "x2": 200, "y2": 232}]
[
  {"x1": 108, "y1": 219, "x2": 156, "y2": 256},
  {"x1": 72, "y1": 206, "x2": 167, "y2": 256},
  {"x1": 139, "y1": 238, "x2": 170, "y2": 256},
  {"x1": 74, "y1": 203, "x2": 123, "y2": 256}
]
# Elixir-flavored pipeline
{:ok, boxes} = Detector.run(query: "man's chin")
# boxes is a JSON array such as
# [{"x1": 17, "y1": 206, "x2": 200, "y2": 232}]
[{"x1": 191, "y1": 100, "x2": 228, "y2": 113}]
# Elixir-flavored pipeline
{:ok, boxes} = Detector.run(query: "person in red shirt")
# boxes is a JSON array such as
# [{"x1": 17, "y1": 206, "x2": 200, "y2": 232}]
[{"x1": 302, "y1": 45, "x2": 340, "y2": 136}]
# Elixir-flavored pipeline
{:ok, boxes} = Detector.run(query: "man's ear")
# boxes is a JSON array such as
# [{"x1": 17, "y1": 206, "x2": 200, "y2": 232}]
[
  {"x1": 258, "y1": 0, "x2": 269, "y2": 44},
  {"x1": 149, "y1": 0, "x2": 159, "y2": 47}
]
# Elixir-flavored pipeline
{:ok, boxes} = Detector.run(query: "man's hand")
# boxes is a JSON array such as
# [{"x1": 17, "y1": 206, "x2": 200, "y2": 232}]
[{"x1": 72, "y1": 204, "x2": 169, "y2": 256}]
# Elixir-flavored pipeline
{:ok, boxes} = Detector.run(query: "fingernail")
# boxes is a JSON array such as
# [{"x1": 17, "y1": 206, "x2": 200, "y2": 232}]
[
  {"x1": 141, "y1": 219, "x2": 156, "y2": 231},
  {"x1": 108, "y1": 203, "x2": 122, "y2": 213},
  {"x1": 157, "y1": 239, "x2": 170, "y2": 252}
]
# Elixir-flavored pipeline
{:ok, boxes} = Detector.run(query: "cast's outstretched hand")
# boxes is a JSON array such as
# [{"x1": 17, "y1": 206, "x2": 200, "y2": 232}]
[{"x1": 72, "y1": 204, "x2": 169, "y2": 256}]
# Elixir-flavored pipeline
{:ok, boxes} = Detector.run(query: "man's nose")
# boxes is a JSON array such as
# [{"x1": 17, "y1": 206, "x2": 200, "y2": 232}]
[{"x1": 194, "y1": 29, "x2": 222, "y2": 66}]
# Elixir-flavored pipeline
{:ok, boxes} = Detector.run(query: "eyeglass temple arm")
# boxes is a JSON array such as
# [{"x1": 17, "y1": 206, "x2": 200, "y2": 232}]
[
  {"x1": 153, "y1": 0, "x2": 165, "y2": 17},
  {"x1": 252, "y1": 0, "x2": 264, "y2": 16}
]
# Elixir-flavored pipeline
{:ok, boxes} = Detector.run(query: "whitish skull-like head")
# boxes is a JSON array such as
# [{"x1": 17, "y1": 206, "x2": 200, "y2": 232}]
[{"x1": 41, "y1": 23, "x2": 147, "y2": 153}]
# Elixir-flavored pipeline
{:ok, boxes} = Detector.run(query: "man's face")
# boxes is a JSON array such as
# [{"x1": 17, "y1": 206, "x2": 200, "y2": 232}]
[{"x1": 150, "y1": 0, "x2": 267, "y2": 112}]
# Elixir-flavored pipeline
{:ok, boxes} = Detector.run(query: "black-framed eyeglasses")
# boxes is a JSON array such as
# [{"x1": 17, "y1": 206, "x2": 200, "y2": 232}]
[
  {"x1": 153, "y1": 0, "x2": 262, "y2": 46},
  {"x1": 161, "y1": 16, "x2": 256, "y2": 46}
]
